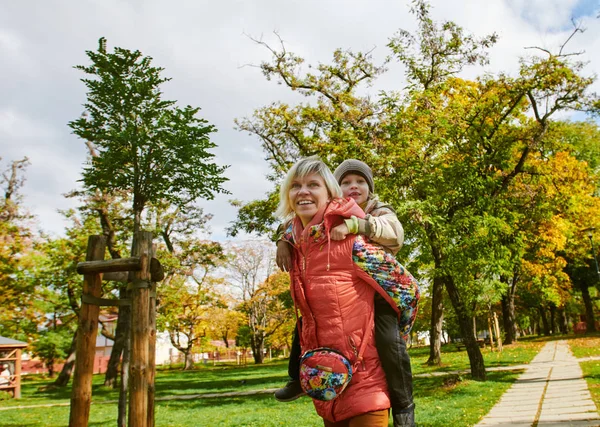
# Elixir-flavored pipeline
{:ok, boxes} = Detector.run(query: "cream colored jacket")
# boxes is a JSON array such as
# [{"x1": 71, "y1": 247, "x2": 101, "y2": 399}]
[{"x1": 357, "y1": 197, "x2": 404, "y2": 255}]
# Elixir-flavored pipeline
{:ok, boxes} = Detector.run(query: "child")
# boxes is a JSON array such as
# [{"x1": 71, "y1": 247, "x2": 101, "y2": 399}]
[{"x1": 275, "y1": 159, "x2": 417, "y2": 427}]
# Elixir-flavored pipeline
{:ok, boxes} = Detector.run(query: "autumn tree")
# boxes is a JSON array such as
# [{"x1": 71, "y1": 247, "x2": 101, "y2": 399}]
[
  {"x1": 226, "y1": 242, "x2": 291, "y2": 364},
  {"x1": 231, "y1": 1, "x2": 599, "y2": 380},
  {"x1": 0, "y1": 157, "x2": 37, "y2": 341},
  {"x1": 156, "y1": 239, "x2": 227, "y2": 370}
]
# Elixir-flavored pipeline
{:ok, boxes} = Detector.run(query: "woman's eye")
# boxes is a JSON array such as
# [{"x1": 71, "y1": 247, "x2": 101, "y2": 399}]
[{"x1": 291, "y1": 183, "x2": 300, "y2": 189}]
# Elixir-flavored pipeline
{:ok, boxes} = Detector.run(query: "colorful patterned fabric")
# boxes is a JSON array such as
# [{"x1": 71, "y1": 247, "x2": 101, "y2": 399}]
[
  {"x1": 353, "y1": 236, "x2": 420, "y2": 337},
  {"x1": 299, "y1": 348, "x2": 353, "y2": 401}
]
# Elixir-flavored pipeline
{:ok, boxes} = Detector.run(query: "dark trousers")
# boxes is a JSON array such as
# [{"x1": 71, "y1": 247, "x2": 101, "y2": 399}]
[{"x1": 288, "y1": 298, "x2": 414, "y2": 412}]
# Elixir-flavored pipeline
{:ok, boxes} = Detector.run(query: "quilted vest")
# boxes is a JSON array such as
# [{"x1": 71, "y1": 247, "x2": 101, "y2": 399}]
[{"x1": 289, "y1": 198, "x2": 391, "y2": 422}]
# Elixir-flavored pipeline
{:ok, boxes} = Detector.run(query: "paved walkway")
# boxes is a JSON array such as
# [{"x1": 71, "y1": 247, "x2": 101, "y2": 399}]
[{"x1": 476, "y1": 340, "x2": 600, "y2": 426}]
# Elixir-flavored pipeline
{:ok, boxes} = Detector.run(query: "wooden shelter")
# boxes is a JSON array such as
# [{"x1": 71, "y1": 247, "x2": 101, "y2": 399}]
[{"x1": 0, "y1": 336, "x2": 27, "y2": 398}]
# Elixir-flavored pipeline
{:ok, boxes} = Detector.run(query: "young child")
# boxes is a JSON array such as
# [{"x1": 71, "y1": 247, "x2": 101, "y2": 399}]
[{"x1": 275, "y1": 159, "x2": 417, "y2": 427}]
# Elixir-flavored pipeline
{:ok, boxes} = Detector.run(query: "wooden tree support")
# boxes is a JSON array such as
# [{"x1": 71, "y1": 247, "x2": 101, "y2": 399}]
[{"x1": 68, "y1": 233, "x2": 162, "y2": 427}]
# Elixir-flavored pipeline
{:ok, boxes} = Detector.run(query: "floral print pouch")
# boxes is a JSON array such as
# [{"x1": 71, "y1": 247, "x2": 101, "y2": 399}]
[{"x1": 299, "y1": 348, "x2": 353, "y2": 401}]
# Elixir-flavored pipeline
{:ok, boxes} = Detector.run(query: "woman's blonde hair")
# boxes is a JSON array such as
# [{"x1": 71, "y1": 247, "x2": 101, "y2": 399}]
[{"x1": 275, "y1": 155, "x2": 342, "y2": 220}]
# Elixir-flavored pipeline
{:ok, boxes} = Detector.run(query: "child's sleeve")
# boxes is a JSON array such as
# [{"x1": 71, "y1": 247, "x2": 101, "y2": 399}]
[
  {"x1": 350, "y1": 205, "x2": 404, "y2": 255},
  {"x1": 276, "y1": 219, "x2": 295, "y2": 245}
]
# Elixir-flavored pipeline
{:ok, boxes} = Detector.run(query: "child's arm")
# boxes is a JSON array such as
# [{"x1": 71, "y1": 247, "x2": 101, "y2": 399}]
[{"x1": 332, "y1": 204, "x2": 404, "y2": 255}]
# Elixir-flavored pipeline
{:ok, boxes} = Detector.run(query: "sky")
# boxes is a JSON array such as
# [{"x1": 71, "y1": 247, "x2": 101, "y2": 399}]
[{"x1": 1, "y1": 0, "x2": 599, "y2": 242}]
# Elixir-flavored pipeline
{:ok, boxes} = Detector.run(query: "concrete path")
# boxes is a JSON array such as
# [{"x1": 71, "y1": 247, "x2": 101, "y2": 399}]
[{"x1": 476, "y1": 340, "x2": 600, "y2": 426}]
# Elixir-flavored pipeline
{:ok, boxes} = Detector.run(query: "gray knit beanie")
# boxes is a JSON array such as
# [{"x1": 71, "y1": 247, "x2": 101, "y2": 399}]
[{"x1": 333, "y1": 159, "x2": 374, "y2": 193}]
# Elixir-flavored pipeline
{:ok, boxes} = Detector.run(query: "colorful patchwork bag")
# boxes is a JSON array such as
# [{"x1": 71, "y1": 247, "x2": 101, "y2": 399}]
[{"x1": 298, "y1": 347, "x2": 353, "y2": 401}]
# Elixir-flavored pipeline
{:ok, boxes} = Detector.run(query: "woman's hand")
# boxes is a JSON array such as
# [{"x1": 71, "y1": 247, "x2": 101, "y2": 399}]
[
  {"x1": 276, "y1": 241, "x2": 293, "y2": 272},
  {"x1": 330, "y1": 223, "x2": 350, "y2": 241}
]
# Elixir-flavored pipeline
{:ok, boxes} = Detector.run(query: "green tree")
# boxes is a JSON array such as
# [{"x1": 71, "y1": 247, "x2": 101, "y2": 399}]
[
  {"x1": 232, "y1": 2, "x2": 598, "y2": 380},
  {"x1": 31, "y1": 328, "x2": 73, "y2": 377},
  {"x1": 68, "y1": 37, "x2": 229, "y2": 234}
]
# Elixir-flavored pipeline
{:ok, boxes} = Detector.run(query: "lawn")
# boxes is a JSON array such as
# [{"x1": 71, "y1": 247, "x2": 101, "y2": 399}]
[
  {"x1": 0, "y1": 338, "x2": 550, "y2": 426},
  {"x1": 568, "y1": 333, "x2": 600, "y2": 412}
]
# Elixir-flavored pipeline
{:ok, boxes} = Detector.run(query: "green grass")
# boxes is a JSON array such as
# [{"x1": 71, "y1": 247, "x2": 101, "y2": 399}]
[
  {"x1": 567, "y1": 333, "x2": 600, "y2": 358},
  {"x1": 568, "y1": 333, "x2": 600, "y2": 413},
  {"x1": 0, "y1": 339, "x2": 545, "y2": 427},
  {"x1": 410, "y1": 337, "x2": 546, "y2": 375},
  {"x1": 580, "y1": 360, "x2": 600, "y2": 413}
]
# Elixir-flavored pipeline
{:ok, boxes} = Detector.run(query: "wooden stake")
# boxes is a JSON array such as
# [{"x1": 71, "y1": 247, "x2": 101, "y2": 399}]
[
  {"x1": 128, "y1": 232, "x2": 152, "y2": 427},
  {"x1": 14, "y1": 349, "x2": 22, "y2": 399},
  {"x1": 69, "y1": 236, "x2": 106, "y2": 427},
  {"x1": 147, "y1": 280, "x2": 157, "y2": 427}
]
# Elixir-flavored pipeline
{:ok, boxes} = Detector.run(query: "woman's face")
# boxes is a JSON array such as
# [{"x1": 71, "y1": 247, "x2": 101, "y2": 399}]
[
  {"x1": 289, "y1": 172, "x2": 330, "y2": 226},
  {"x1": 339, "y1": 173, "x2": 369, "y2": 205}
]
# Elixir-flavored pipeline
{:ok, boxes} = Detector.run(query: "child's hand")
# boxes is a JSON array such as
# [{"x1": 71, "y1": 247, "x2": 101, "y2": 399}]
[
  {"x1": 276, "y1": 241, "x2": 293, "y2": 272},
  {"x1": 331, "y1": 223, "x2": 350, "y2": 241}
]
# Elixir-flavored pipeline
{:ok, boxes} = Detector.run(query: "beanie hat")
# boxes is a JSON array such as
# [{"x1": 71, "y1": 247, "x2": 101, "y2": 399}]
[{"x1": 333, "y1": 159, "x2": 374, "y2": 193}]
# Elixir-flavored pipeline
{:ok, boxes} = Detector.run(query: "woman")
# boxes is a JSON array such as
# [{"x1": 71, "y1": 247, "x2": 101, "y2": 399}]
[
  {"x1": 276, "y1": 156, "x2": 405, "y2": 427},
  {"x1": 275, "y1": 159, "x2": 416, "y2": 427}
]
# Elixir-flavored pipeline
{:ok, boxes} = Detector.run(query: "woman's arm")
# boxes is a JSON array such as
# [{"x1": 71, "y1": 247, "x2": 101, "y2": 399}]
[{"x1": 275, "y1": 219, "x2": 295, "y2": 272}]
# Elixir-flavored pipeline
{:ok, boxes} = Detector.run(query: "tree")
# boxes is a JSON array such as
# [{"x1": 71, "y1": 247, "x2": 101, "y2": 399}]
[
  {"x1": 232, "y1": 2, "x2": 598, "y2": 380},
  {"x1": 226, "y1": 242, "x2": 290, "y2": 364},
  {"x1": 0, "y1": 157, "x2": 37, "y2": 341},
  {"x1": 68, "y1": 38, "x2": 229, "y2": 423},
  {"x1": 69, "y1": 38, "x2": 229, "y2": 234},
  {"x1": 31, "y1": 328, "x2": 73, "y2": 377}
]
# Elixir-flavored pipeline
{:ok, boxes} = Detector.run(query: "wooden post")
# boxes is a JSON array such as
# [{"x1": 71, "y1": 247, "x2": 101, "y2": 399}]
[
  {"x1": 128, "y1": 231, "x2": 152, "y2": 427},
  {"x1": 14, "y1": 349, "x2": 22, "y2": 399},
  {"x1": 69, "y1": 236, "x2": 106, "y2": 427},
  {"x1": 147, "y1": 244, "x2": 158, "y2": 427},
  {"x1": 147, "y1": 280, "x2": 157, "y2": 427}
]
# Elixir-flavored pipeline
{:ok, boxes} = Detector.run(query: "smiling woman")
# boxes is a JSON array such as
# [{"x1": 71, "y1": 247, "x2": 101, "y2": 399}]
[{"x1": 272, "y1": 156, "x2": 422, "y2": 427}]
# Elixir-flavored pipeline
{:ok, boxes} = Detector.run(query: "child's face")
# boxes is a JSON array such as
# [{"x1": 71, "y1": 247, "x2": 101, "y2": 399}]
[{"x1": 340, "y1": 173, "x2": 369, "y2": 205}]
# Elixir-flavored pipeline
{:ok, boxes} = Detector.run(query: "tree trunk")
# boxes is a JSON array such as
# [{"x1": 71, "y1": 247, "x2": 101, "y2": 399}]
[
  {"x1": 539, "y1": 306, "x2": 550, "y2": 336},
  {"x1": 54, "y1": 331, "x2": 77, "y2": 387},
  {"x1": 47, "y1": 358, "x2": 55, "y2": 377},
  {"x1": 118, "y1": 320, "x2": 130, "y2": 427},
  {"x1": 549, "y1": 304, "x2": 557, "y2": 335},
  {"x1": 251, "y1": 336, "x2": 264, "y2": 364},
  {"x1": 581, "y1": 283, "x2": 597, "y2": 333},
  {"x1": 493, "y1": 311, "x2": 503, "y2": 353},
  {"x1": 487, "y1": 311, "x2": 495, "y2": 352},
  {"x1": 184, "y1": 351, "x2": 195, "y2": 370},
  {"x1": 446, "y1": 276, "x2": 486, "y2": 380},
  {"x1": 558, "y1": 308, "x2": 568, "y2": 334},
  {"x1": 500, "y1": 276, "x2": 517, "y2": 345},
  {"x1": 427, "y1": 276, "x2": 444, "y2": 366},
  {"x1": 104, "y1": 287, "x2": 129, "y2": 388}
]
